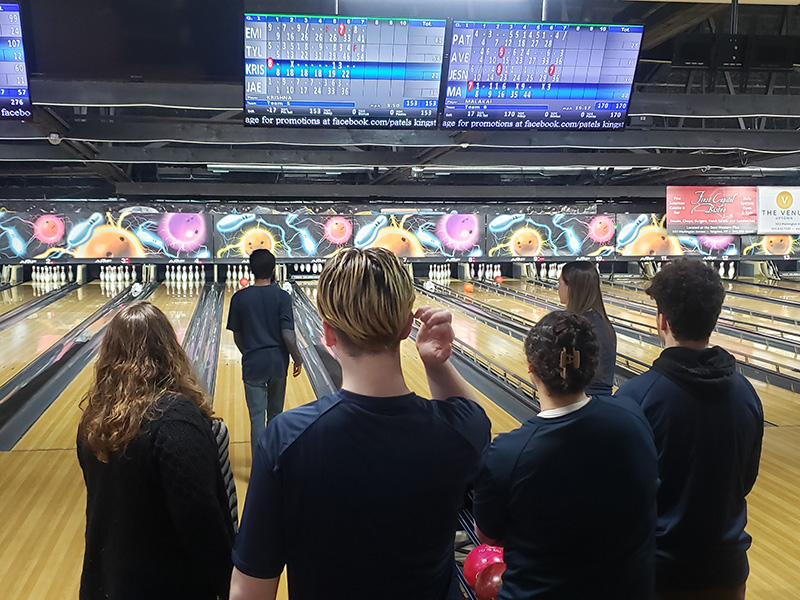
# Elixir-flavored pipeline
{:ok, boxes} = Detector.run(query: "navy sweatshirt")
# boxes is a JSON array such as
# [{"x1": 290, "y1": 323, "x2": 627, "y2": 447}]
[{"x1": 616, "y1": 346, "x2": 763, "y2": 592}]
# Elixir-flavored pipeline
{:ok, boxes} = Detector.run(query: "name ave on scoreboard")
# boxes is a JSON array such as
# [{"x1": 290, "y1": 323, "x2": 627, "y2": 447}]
[
  {"x1": 0, "y1": 3, "x2": 29, "y2": 120},
  {"x1": 244, "y1": 14, "x2": 447, "y2": 128},
  {"x1": 442, "y1": 22, "x2": 643, "y2": 130}
]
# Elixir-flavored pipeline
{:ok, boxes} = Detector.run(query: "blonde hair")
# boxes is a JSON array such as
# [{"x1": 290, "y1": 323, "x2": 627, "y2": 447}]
[
  {"x1": 78, "y1": 302, "x2": 211, "y2": 462},
  {"x1": 317, "y1": 247, "x2": 415, "y2": 354}
]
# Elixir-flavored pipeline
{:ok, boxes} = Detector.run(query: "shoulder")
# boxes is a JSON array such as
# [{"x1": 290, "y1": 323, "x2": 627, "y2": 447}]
[
  {"x1": 592, "y1": 396, "x2": 653, "y2": 435},
  {"x1": 150, "y1": 396, "x2": 210, "y2": 437},
  {"x1": 615, "y1": 369, "x2": 664, "y2": 403},
  {"x1": 427, "y1": 397, "x2": 491, "y2": 454},
  {"x1": 258, "y1": 394, "x2": 341, "y2": 458},
  {"x1": 732, "y1": 372, "x2": 764, "y2": 415}
]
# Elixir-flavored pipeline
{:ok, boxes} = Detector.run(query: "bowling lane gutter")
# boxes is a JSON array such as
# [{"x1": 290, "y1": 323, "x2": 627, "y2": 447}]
[
  {"x1": 0, "y1": 282, "x2": 81, "y2": 334},
  {"x1": 414, "y1": 282, "x2": 540, "y2": 421},
  {"x1": 291, "y1": 282, "x2": 481, "y2": 600},
  {"x1": 0, "y1": 282, "x2": 160, "y2": 451}
]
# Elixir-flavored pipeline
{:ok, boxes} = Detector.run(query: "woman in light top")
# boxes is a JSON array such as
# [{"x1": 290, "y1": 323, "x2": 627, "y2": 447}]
[{"x1": 558, "y1": 261, "x2": 617, "y2": 396}]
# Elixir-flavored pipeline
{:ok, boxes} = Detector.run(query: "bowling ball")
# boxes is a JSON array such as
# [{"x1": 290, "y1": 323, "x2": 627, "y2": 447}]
[
  {"x1": 239, "y1": 277, "x2": 249, "y2": 287},
  {"x1": 623, "y1": 227, "x2": 682, "y2": 257},
  {"x1": 494, "y1": 275, "x2": 503, "y2": 284},
  {"x1": 159, "y1": 213, "x2": 207, "y2": 252},
  {"x1": 240, "y1": 229, "x2": 275, "y2": 256},
  {"x1": 765, "y1": 235, "x2": 792, "y2": 256},
  {"x1": 475, "y1": 562, "x2": 506, "y2": 600},
  {"x1": 131, "y1": 283, "x2": 143, "y2": 297},
  {"x1": 464, "y1": 545, "x2": 504, "y2": 588},
  {"x1": 510, "y1": 228, "x2": 541, "y2": 257},
  {"x1": 371, "y1": 228, "x2": 425, "y2": 258},
  {"x1": 76, "y1": 226, "x2": 146, "y2": 259},
  {"x1": 464, "y1": 282, "x2": 474, "y2": 293}
]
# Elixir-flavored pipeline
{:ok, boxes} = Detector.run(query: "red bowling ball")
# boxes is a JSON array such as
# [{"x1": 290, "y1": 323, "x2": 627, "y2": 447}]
[
  {"x1": 494, "y1": 275, "x2": 503, "y2": 284},
  {"x1": 463, "y1": 544, "x2": 504, "y2": 588},
  {"x1": 475, "y1": 561, "x2": 506, "y2": 600}
]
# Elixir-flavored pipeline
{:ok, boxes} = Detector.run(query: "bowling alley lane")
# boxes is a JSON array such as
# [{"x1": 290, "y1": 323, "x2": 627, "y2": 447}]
[
  {"x1": 0, "y1": 283, "x2": 112, "y2": 391},
  {"x1": 0, "y1": 283, "x2": 38, "y2": 317},
  {"x1": 0, "y1": 284, "x2": 211, "y2": 600},
  {"x1": 12, "y1": 283, "x2": 200, "y2": 452},
  {"x1": 469, "y1": 280, "x2": 800, "y2": 426}
]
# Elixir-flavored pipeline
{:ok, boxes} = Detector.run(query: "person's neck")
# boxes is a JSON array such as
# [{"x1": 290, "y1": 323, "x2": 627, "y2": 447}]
[
  {"x1": 253, "y1": 278, "x2": 271, "y2": 287},
  {"x1": 663, "y1": 335, "x2": 709, "y2": 351},
  {"x1": 339, "y1": 350, "x2": 411, "y2": 398},
  {"x1": 537, "y1": 389, "x2": 590, "y2": 413}
]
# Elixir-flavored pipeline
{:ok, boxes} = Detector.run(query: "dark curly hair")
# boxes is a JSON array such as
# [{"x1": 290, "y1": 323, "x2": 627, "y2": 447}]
[
  {"x1": 646, "y1": 258, "x2": 725, "y2": 342},
  {"x1": 524, "y1": 311, "x2": 599, "y2": 395}
]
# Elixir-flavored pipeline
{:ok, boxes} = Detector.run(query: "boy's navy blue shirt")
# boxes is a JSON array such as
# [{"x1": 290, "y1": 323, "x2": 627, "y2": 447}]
[
  {"x1": 226, "y1": 284, "x2": 294, "y2": 382},
  {"x1": 233, "y1": 389, "x2": 491, "y2": 600},
  {"x1": 616, "y1": 346, "x2": 763, "y2": 591},
  {"x1": 473, "y1": 396, "x2": 658, "y2": 600}
]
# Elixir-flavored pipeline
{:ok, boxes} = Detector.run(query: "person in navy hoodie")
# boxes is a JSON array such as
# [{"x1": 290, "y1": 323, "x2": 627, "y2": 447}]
[{"x1": 616, "y1": 259, "x2": 763, "y2": 600}]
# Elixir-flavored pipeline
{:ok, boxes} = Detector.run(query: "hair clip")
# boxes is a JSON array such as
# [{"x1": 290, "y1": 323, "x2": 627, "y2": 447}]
[{"x1": 559, "y1": 347, "x2": 581, "y2": 379}]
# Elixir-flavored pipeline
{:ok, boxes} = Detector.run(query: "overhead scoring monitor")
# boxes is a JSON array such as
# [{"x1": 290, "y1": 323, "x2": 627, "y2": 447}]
[
  {"x1": 244, "y1": 14, "x2": 447, "y2": 128},
  {"x1": 442, "y1": 21, "x2": 643, "y2": 130},
  {"x1": 0, "y1": 3, "x2": 30, "y2": 121}
]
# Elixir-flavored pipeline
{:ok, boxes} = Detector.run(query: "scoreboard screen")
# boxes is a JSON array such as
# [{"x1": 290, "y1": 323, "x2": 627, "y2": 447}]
[
  {"x1": 0, "y1": 3, "x2": 29, "y2": 121},
  {"x1": 442, "y1": 21, "x2": 643, "y2": 130},
  {"x1": 244, "y1": 14, "x2": 447, "y2": 128}
]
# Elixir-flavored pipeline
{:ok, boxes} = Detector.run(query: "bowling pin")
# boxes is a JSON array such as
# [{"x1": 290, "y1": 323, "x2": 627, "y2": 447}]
[
  {"x1": 728, "y1": 262, "x2": 736, "y2": 279},
  {"x1": 60, "y1": 266, "x2": 66, "y2": 284},
  {"x1": 718, "y1": 262, "x2": 725, "y2": 279},
  {"x1": 68, "y1": 265, "x2": 74, "y2": 283}
]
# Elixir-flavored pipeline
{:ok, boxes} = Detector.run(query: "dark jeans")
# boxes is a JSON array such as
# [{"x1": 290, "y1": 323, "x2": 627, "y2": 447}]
[{"x1": 243, "y1": 376, "x2": 287, "y2": 456}]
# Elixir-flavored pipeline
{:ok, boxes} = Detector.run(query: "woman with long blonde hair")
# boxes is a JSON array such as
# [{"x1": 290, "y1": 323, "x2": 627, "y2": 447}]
[{"x1": 77, "y1": 302, "x2": 234, "y2": 600}]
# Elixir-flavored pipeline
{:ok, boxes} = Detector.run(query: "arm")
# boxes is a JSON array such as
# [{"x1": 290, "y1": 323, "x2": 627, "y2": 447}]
[
  {"x1": 280, "y1": 328, "x2": 303, "y2": 377},
  {"x1": 154, "y1": 417, "x2": 235, "y2": 599},
  {"x1": 415, "y1": 306, "x2": 475, "y2": 401},
  {"x1": 230, "y1": 568, "x2": 279, "y2": 600},
  {"x1": 233, "y1": 332, "x2": 245, "y2": 354}
]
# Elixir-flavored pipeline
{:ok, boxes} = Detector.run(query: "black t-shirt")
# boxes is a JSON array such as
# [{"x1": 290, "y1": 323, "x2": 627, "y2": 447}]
[
  {"x1": 233, "y1": 389, "x2": 491, "y2": 600},
  {"x1": 227, "y1": 284, "x2": 294, "y2": 382},
  {"x1": 473, "y1": 397, "x2": 658, "y2": 600}
]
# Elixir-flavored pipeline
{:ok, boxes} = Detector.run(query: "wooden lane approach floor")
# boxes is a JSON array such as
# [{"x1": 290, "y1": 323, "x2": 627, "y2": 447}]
[{"x1": 0, "y1": 285, "x2": 203, "y2": 599}]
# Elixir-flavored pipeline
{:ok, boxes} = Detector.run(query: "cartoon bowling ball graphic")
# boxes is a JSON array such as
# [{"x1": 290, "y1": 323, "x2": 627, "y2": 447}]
[
  {"x1": 624, "y1": 226, "x2": 683, "y2": 256},
  {"x1": 324, "y1": 217, "x2": 353, "y2": 245},
  {"x1": 33, "y1": 215, "x2": 65, "y2": 244},
  {"x1": 371, "y1": 228, "x2": 425, "y2": 258},
  {"x1": 438, "y1": 214, "x2": 481, "y2": 251},
  {"x1": 587, "y1": 216, "x2": 615, "y2": 244},
  {"x1": 240, "y1": 228, "x2": 275, "y2": 256},
  {"x1": 764, "y1": 235, "x2": 792, "y2": 256},
  {"x1": 158, "y1": 213, "x2": 206, "y2": 253},
  {"x1": 510, "y1": 228, "x2": 541, "y2": 257},
  {"x1": 75, "y1": 226, "x2": 145, "y2": 258}
]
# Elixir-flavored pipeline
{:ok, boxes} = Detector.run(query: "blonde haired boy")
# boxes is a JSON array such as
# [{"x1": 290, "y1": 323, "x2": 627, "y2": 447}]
[{"x1": 231, "y1": 248, "x2": 491, "y2": 600}]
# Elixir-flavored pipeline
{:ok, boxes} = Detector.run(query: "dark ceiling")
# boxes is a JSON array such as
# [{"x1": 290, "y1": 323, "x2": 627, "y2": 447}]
[{"x1": 3, "y1": 0, "x2": 800, "y2": 202}]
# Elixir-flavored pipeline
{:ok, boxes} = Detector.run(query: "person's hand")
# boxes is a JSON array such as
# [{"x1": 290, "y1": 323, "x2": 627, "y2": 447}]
[
  {"x1": 292, "y1": 363, "x2": 303, "y2": 377},
  {"x1": 415, "y1": 306, "x2": 454, "y2": 368}
]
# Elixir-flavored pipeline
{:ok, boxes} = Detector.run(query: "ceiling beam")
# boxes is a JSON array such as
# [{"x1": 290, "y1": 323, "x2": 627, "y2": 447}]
[{"x1": 115, "y1": 182, "x2": 666, "y2": 200}]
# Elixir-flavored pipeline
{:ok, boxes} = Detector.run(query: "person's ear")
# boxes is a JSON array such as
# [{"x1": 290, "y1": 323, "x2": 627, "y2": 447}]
[
  {"x1": 400, "y1": 313, "x2": 414, "y2": 341},
  {"x1": 322, "y1": 321, "x2": 338, "y2": 348}
]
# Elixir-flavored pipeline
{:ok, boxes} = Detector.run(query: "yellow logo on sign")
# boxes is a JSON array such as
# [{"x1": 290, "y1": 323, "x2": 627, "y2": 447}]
[{"x1": 776, "y1": 191, "x2": 794, "y2": 210}]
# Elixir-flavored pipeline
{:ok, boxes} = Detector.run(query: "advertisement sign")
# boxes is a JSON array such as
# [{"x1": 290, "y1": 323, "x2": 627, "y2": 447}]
[
  {"x1": 757, "y1": 187, "x2": 800, "y2": 234},
  {"x1": 666, "y1": 187, "x2": 757, "y2": 235}
]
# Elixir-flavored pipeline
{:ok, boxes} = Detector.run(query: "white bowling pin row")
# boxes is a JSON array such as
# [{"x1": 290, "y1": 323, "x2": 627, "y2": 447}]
[
  {"x1": 293, "y1": 263, "x2": 323, "y2": 274},
  {"x1": 164, "y1": 279, "x2": 202, "y2": 296},
  {"x1": 712, "y1": 261, "x2": 737, "y2": 280},
  {"x1": 31, "y1": 278, "x2": 69, "y2": 295},
  {"x1": 99, "y1": 265, "x2": 138, "y2": 284},
  {"x1": 225, "y1": 265, "x2": 254, "y2": 284},
  {"x1": 164, "y1": 265, "x2": 205, "y2": 283},
  {"x1": 526, "y1": 263, "x2": 565, "y2": 281},
  {"x1": 464, "y1": 264, "x2": 503, "y2": 281},
  {"x1": 32, "y1": 265, "x2": 73, "y2": 284},
  {"x1": 428, "y1": 264, "x2": 452, "y2": 282}
]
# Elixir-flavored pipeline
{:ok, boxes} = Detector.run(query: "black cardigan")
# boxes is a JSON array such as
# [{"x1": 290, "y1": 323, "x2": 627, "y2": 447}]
[{"x1": 77, "y1": 396, "x2": 235, "y2": 600}]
